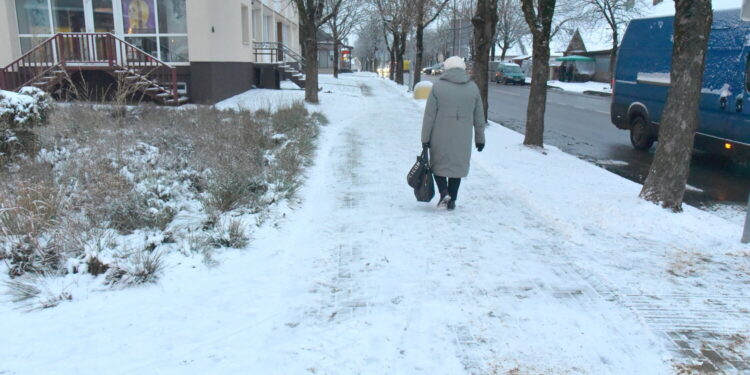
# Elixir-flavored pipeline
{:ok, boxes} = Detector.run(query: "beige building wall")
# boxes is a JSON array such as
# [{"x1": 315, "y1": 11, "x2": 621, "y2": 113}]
[
  {"x1": 186, "y1": 0, "x2": 300, "y2": 64},
  {"x1": 0, "y1": 0, "x2": 20, "y2": 67},
  {"x1": 0, "y1": 0, "x2": 300, "y2": 67}
]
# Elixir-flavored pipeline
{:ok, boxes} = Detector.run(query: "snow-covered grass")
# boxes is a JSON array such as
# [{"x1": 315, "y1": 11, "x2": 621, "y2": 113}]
[
  {"x1": 0, "y1": 74, "x2": 747, "y2": 374},
  {"x1": 1, "y1": 101, "x2": 325, "y2": 309}
]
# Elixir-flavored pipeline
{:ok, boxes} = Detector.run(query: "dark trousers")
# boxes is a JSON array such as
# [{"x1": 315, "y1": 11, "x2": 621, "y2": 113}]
[{"x1": 434, "y1": 176, "x2": 461, "y2": 201}]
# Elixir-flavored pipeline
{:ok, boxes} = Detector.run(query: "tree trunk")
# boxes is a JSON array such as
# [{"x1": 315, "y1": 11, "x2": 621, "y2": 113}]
[
  {"x1": 388, "y1": 31, "x2": 399, "y2": 81},
  {"x1": 471, "y1": 0, "x2": 499, "y2": 120},
  {"x1": 396, "y1": 31, "x2": 406, "y2": 85},
  {"x1": 333, "y1": 37, "x2": 340, "y2": 78},
  {"x1": 302, "y1": 22, "x2": 319, "y2": 104},
  {"x1": 415, "y1": 24, "x2": 425, "y2": 85},
  {"x1": 523, "y1": 34, "x2": 551, "y2": 147},
  {"x1": 501, "y1": 45, "x2": 509, "y2": 61},
  {"x1": 521, "y1": 0, "x2": 555, "y2": 147},
  {"x1": 639, "y1": 0, "x2": 713, "y2": 211},
  {"x1": 609, "y1": 28, "x2": 618, "y2": 82}
]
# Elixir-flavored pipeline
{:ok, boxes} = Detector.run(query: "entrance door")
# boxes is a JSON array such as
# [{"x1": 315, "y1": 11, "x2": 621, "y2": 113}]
[
  {"x1": 52, "y1": 0, "x2": 114, "y2": 63},
  {"x1": 90, "y1": 0, "x2": 115, "y2": 61}
]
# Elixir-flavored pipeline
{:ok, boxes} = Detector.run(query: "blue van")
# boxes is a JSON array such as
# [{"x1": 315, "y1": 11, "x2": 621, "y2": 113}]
[{"x1": 611, "y1": 9, "x2": 750, "y2": 157}]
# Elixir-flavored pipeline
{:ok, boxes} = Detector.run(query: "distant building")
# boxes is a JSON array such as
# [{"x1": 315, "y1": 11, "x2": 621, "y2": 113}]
[
  {"x1": 562, "y1": 28, "x2": 613, "y2": 83},
  {"x1": 316, "y1": 30, "x2": 353, "y2": 73}
]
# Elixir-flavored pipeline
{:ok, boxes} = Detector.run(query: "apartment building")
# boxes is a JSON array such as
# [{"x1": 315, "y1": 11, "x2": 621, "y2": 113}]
[{"x1": 0, "y1": 0, "x2": 302, "y2": 104}]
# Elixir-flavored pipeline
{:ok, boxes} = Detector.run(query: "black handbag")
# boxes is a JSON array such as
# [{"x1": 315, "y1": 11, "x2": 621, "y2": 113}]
[{"x1": 407, "y1": 147, "x2": 435, "y2": 202}]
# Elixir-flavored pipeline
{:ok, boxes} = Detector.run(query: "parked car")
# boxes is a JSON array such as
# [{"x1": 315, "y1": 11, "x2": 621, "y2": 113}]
[
  {"x1": 612, "y1": 8, "x2": 750, "y2": 158},
  {"x1": 490, "y1": 62, "x2": 525, "y2": 85},
  {"x1": 422, "y1": 64, "x2": 438, "y2": 75},
  {"x1": 431, "y1": 63, "x2": 444, "y2": 75}
]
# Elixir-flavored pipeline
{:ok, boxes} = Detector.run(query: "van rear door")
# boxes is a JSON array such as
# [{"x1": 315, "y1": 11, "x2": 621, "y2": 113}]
[
  {"x1": 728, "y1": 49, "x2": 750, "y2": 148},
  {"x1": 697, "y1": 25, "x2": 737, "y2": 142}
]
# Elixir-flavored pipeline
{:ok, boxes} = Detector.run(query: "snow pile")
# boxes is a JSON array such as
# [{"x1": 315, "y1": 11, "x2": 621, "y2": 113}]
[
  {"x1": 216, "y1": 83, "x2": 305, "y2": 112},
  {"x1": 547, "y1": 80, "x2": 613, "y2": 95},
  {"x1": 0, "y1": 87, "x2": 53, "y2": 128}
]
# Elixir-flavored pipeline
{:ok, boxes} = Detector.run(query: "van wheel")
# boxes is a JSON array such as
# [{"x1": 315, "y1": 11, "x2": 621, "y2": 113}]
[{"x1": 630, "y1": 117, "x2": 655, "y2": 150}]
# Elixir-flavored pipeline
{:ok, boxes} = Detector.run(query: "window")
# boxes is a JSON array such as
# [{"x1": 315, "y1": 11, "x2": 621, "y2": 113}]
[
  {"x1": 16, "y1": 0, "x2": 51, "y2": 35},
  {"x1": 121, "y1": 0, "x2": 189, "y2": 62},
  {"x1": 51, "y1": 0, "x2": 85, "y2": 32},
  {"x1": 252, "y1": 8, "x2": 259, "y2": 40},
  {"x1": 266, "y1": 16, "x2": 272, "y2": 41},
  {"x1": 15, "y1": 0, "x2": 188, "y2": 62},
  {"x1": 156, "y1": 0, "x2": 186, "y2": 34},
  {"x1": 93, "y1": 0, "x2": 115, "y2": 33},
  {"x1": 125, "y1": 36, "x2": 157, "y2": 56},
  {"x1": 159, "y1": 36, "x2": 188, "y2": 62},
  {"x1": 16, "y1": 0, "x2": 52, "y2": 53},
  {"x1": 241, "y1": 5, "x2": 249, "y2": 45},
  {"x1": 122, "y1": 0, "x2": 155, "y2": 34}
]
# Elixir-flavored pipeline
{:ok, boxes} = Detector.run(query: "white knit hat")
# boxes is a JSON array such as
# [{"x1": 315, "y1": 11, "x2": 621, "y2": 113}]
[{"x1": 443, "y1": 56, "x2": 466, "y2": 71}]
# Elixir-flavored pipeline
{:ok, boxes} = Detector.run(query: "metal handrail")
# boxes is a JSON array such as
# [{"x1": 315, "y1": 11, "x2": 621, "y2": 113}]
[
  {"x1": 1, "y1": 33, "x2": 178, "y2": 102},
  {"x1": 253, "y1": 42, "x2": 306, "y2": 70}
]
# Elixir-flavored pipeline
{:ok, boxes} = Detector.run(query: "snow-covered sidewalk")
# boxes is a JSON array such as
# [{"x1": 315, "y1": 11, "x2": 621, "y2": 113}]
[{"x1": 1, "y1": 74, "x2": 748, "y2": 374}]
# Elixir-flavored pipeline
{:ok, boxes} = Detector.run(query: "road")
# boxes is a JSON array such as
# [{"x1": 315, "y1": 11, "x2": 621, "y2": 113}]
[{"x1": 426, "y1": 75, "x2": 750, "y2": 211}]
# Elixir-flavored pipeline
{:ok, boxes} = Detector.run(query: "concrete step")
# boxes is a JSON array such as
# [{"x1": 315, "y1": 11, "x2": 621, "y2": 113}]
[{"x1": 165, "y1": 96, "x2": 189, "y2": 105}]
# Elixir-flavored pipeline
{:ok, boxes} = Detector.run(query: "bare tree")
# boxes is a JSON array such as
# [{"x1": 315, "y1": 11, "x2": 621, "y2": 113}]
[
  {"x1": 354, "y1": 12, "x2": 386, "y2": 72},
  {"x1": 496, "y1": 0, "x2": 527, "y2": 61},
  {"x1": 639, "y1": 0, "x2": 712, "y2": 211},
  {"x1": 519, "y1": 0, "x2": 586, "y2": 147},
  {"x1": 580, "y1": 0, "x2": 645, "y2": 78},
  {"x1": 292, "y1": 0, "x2": 344, "y2": 103},
  {"x1": 326, "y1": 0, "x2": 365, "y2": 78},
  {"x1": 376, "y1": 0, "x2": 414, "y2": 85},
  {"x1": 471, "y1": 0, "x2": 499, "y2": 120},
  {"x1": 414, "y1": 0, "x2": 451, "y2": 84},
  {"x1": 381, "y1": 22, "x2": 397, "y2": 80}
]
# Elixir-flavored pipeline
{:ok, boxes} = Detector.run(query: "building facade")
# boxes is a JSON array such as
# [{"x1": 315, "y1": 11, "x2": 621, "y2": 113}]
[{"x1": 0, "y1": 0, "x2": 301, "y2": 103}]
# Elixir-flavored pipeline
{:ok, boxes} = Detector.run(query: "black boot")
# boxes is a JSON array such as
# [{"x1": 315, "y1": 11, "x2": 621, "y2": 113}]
[
  {"x1": 437, "y1": 190, "x2": 451, "y2": 208},
  {"x1": 447, "y1": 199, "x2": 456, "y2": 211}
]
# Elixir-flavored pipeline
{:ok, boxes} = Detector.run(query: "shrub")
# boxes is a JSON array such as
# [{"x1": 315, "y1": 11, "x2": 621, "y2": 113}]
[
  {"x1": 105, "y1": 248, "x2": 164, "y2": 287},
  {"x1": 0, "y1": 87, "x2": 53, "y2": 129},
  {"x1": 203, "y1": 165, "x2": 267, "y2": 213},
  {"x1": 4, "y1": 274, "x2": 73, "y2": 311},
  {"x1": 208, "y1": 219, "x2": 250, "y2": 249},
  {"x1": 5, "y1": 239, "x2": 63, "y2": 278},
  {"x1": 0, "y1": 100, "x2": 323, "y2": 300},
  {"x1": 0, "y1": 182, "x2": 67, "y2": 277},
  {"x1": 106, "y1": 189, "x2": 176, "y2": 234}
]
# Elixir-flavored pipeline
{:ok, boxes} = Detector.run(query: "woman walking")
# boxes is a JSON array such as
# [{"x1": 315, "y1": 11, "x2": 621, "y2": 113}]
[{"x1": 421, "y1": 56, "x2": 486, "y2": 211}]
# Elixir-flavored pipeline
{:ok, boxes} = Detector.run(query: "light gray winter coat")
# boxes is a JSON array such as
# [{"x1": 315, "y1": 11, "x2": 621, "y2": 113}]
[{"x1": 421, "y1": 68, "x2": 486, "y2": 178}]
